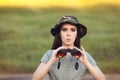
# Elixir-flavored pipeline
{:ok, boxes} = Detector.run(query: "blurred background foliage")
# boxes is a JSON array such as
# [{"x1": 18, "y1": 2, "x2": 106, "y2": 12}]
[{"x1": 0, "y1": 0, "x2": 120, "y2": 74}]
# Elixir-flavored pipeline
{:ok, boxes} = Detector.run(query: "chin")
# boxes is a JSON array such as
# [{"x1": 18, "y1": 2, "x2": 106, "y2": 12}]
[{"x1": 64, "y1": 42, "x2": 73, "y2": 46}]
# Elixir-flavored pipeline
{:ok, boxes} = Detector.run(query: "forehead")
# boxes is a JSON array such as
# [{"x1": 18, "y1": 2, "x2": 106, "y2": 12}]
[{"x1": 61, "y1": 23, "x2": 77, "y2": 29}]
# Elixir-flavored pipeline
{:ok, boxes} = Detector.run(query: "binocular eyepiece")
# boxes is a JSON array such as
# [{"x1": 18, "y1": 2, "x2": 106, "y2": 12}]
[{"x1": 56, "y1": 48, "x2": 81, "y2": 70}]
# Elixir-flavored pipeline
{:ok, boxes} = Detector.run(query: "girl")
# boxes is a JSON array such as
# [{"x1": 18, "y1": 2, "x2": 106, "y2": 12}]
[{"x1": 32, "y1": 16, "x2": 105, "y2": 80}]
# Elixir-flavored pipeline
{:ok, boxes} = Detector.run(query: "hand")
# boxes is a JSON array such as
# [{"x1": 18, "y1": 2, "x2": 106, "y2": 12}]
[
  {"x1": 74, "y1": 46, "x2": 89, "y2": 65},
  {"x1": 50, "y1": 46, "x2": 65, "y2": 62}
]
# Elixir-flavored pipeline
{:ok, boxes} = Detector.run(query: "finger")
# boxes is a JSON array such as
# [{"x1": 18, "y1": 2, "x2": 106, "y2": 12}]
[
  {"x1": 74, "y1": 46, "x2": 84, "y2": 54},
  {"x1": 81, "y1": 46, "x2": 85, "y2": 54},
  {"x1": 54, "y1": 46, "x2": 65, "y2": 55}
]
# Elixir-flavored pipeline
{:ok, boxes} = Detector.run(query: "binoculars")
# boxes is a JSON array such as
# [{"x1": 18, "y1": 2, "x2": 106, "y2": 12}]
[{"x1": 56, "y1": 48, "x2": 81, "y2": 70}]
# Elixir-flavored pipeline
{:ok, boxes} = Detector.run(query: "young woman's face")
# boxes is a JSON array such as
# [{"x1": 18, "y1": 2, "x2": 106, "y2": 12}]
[{"x1": 60, "y1": 23, "x2": 77, "y2": 47}]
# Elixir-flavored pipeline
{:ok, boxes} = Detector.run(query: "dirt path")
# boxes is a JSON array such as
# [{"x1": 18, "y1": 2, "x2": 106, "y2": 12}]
[{"x1": 0, "y1": 74, "x2": 120, "y2": 80}]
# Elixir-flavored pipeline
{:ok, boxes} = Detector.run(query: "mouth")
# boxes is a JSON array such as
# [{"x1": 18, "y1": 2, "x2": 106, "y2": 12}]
[{"x1": 66, "y1": 39, "x2": 71, "y2": 41}]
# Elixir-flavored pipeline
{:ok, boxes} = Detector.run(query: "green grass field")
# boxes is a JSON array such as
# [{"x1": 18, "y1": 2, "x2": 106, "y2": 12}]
[{"x1": 0, "y1": 5, "x2": 120, "y2": 73}]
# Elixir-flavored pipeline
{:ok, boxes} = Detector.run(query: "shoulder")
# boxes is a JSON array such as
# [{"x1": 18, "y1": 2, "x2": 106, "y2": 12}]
[
  {"x1": 43, "y1": 49, "x2": 54, "y2": 57},
  {"x1": 85, "y1": 51, "x2": 97, "y2": 65},
  {"x1": 45, "y1": 50, "x2": 53, "y2": 54},
  {"x1": 85, "y1": 51, "x2": 93, "y2": 57},
  {"x1": 40, "y1": 50, "x2": 54, "y2": 63}
]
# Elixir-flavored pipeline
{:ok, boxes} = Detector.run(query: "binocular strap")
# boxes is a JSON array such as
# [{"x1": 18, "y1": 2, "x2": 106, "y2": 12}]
[
  {"x1": 57, "y1": 58, "x2": 61, "y2": 69},
  {"x1": 57, "y1": 58, "x2": 79, "y2": 70},
  {"x1": 75, "y1": 59, "x2": 79, "y2": 70}
]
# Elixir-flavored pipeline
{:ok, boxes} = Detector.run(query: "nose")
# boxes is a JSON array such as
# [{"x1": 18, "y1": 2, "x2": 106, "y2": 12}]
[{"x1": 66, "y1": 31, "x2": 71, "y2": 36}]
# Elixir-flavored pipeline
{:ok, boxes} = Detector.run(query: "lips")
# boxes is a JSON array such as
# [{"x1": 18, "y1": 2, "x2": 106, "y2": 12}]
[
  {"x1": 67, "y1": 39, "x2": 70, "y2": 40},
  {"x1": 66, "y1": 39, "x2": 71, "y2": 42}
]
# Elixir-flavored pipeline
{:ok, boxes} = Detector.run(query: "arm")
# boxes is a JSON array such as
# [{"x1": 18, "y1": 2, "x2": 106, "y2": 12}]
[
  {"x1": 84, "y1": 61, "x2": 106, "y2": 80},
  {"x1": 75, "y1": 46, "x2": 106, "y2": 80},
  {"x1": 32, "y1": 59, "x2": 56, "y2": 80},
  {"x1": 32, "y1": 47, "x2": 64, "y2": 80}
]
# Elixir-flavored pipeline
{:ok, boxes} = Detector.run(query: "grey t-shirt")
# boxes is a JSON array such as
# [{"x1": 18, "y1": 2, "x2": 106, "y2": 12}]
[{"x1": 40, "y1": 50, "x2": 96, "y2": 80}]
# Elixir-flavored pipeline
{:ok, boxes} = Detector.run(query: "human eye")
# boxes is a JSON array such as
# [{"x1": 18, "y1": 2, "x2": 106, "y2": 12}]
[
  {"x1": 71, "y1": 28, "x2": 76, "y2": 32},
  {"x1": 61, "y1": 28, "x2": 67, "y2": 31}
]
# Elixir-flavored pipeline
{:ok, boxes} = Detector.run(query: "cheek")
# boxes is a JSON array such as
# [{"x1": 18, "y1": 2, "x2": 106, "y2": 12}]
[
  {"x1": 73, "y1": 35, "x2": 77, "y2": 41},
  {"x1": 60, "y1": 32, "x2": 65, "y2": 40},
  {"x1": 70, "y1": 33, "x2": 77, "y2": 41},
  {"x1": 60, "y1": 31, "x2": 67, "y2": 36},
  {"x1": 73, "y1": 32, "x2": 77, "y2": 38}
]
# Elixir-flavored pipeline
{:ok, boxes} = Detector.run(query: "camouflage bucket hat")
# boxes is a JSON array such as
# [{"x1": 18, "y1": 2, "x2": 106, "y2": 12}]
[{"x1": 51, "y1": 16, "x2": 87, "y2": 38}]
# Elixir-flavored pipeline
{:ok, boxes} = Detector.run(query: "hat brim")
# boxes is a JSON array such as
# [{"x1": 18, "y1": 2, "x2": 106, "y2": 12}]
[{"x1": 51, "y1": 22, "x2": 87, "y2": 38}]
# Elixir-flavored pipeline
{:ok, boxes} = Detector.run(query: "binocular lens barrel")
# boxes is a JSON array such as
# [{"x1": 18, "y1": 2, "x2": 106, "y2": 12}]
[
  {"x1": 73, "y1": 52, "x2": 81, "y2": 59},
  {"x1": 56, "y1": 52, "x2": 65, "y2": 58},
  {"x1": 56, "y1": 49, "x2": 66, "y2": 58}
]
